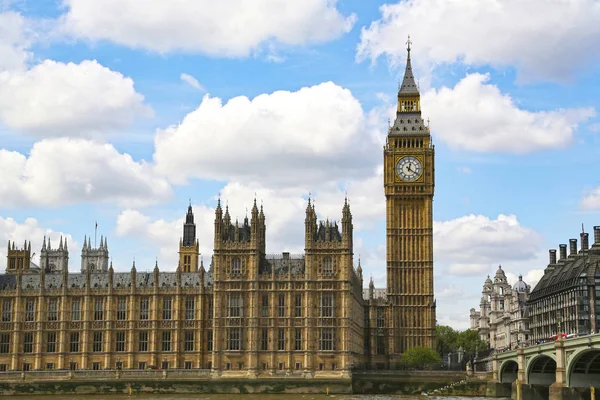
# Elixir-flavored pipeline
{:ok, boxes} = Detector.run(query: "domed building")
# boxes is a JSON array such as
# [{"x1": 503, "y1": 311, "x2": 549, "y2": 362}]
[{"x1": 470, "y1": 266, "x2": 531, "y2": 350}]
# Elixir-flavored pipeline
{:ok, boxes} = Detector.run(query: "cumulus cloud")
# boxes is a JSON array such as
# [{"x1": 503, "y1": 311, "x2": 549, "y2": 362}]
[
  {"x1": 180, "y1": 73, "x2": 204, "y2": 91},
  {"x1": 423, "y1": 73, "x2": 595, "y2": 153},
  {"x1": 0, "y1": 216, "x2": 78, "y2": 270},
  {"x1": 356, "y1": 0, "x2": 600, "y2": 82},
  {"x1": 434, "y1": 214, "x2": 543, "y2": 276},
  {"x1": 153, "y1": 82, "x2": 382, "y2": 187},
  {"x1": 0, "y1": 138, "x2": 172, "y2": 207},
  {"x1": 60, "y1": 0, "x2": 356, "y2": 57},
  {"x1": 0, "y1": 11, "x2": 32, "y2": 71},
  {"x1": 581, "y1": 187, "x2": 600, "y2": 210},
  {"x1": 0, "y1": 59, "x2": 150, "y2": 136}
]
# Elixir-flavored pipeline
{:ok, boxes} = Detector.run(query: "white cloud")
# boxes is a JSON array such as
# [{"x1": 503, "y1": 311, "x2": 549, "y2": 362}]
[
  {"x1": 0, "y1": 59, "x2": 150, "y2": 136},
  {"x1": 581, "y1": 187, "x2": 600, "y2": 210},
  {"x1": 0, "y1": 138, "x2": 172, "y2": 207},
  {"x1": 60, "y1": 0, "x2": 356, "y2": 57},
  {"x1": 0, "y1": 216, "x2": 78, "y2": 270},
  {"x1": 457, "y1": 166, "x2": 471, "y2": 174},
  {"x1": 423, "y1": 73, "x2": 595, "y2": 153},
  {"x1": 505, "y1": 269, "x2": 544, "y2": 290},
  {"x1": 0, "y1": 11, "x2": 32, "y2": 71},
  {"x1": 434, "y1": 214, "x2": 543, "y2": 276},
  {"x1": 180, "y1": 73, "x2": 204, "y2": 91},
  {"x1": 153, "y1": 82, "x2": 382, "y2": 187},
  {"x1": 356, "y1": 0, "x2": 600, "y2": 82}
]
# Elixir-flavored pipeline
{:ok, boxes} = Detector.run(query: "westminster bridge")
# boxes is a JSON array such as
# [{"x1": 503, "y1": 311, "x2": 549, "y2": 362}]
[{"x1": 489, "y1": 333, "x2": 600, "y2": 399}]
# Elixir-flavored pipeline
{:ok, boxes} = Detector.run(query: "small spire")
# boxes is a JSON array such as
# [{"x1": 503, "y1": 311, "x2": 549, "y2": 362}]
[
  {"x1": 59, "y1": 236, "x2": 63, "y2": 250},
  {"x1": 406, "y1": 34, "x2": 411, "y2": 54},
  {"x1": 83, "y1": 235, "x2": 86, "y2": 249},
  {"x1": 64, "y1": 237, "x2": 68, "y2": 251},
  {"x1": 42, "y1": 236, "x2": 47, "y2": 250}
]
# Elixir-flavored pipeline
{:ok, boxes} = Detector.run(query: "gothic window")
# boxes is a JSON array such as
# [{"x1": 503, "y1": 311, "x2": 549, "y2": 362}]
[
  {"x1": 94, "y1": 298, "x2": 103, "y2": 321},
  {"x1": 184, "y1": 331, "x2": 194, "y2": 352},
  {"x1": 319, "y1": 328, "x2": 335, "y2": 351},
  {"x1": 70, "y1": 332, "x2": 79, "y2": 353},
  {"x1": 71, "y1": 299, "x2": 81, "y2": 321},
  {"x1": 185, "y1": 297, "x2": 195, "y2": 320},
  {"x1": 376, "y1": 336, "x2": 385, "y2": 355},
  {"x1": 323, "y1": 257, "x2": 333, "y2": 275},
  {"x1": 23, "y1": 333, "x2": 33, "y2": 353},
  {"x1": 46, "y1": 332, "x2": 57, "y2": 353},
  {"x1": 227, "y1": 328, "x2": 241, "y2": 351},
  {"x1": 163, "y1": 297, "x2": 172, "y2": 320},
  {"x1": 0, "y1": 334, "x2": 10, "y2": 354},
  {"x1": 117, "y1": 297, "x2": 127, "y2": 320},
  {"x1": 228, "y1": 294, "x2": 241, "y2": 317},
  {"x1": 320, "y1": 293, "x2": 334, "y2": 318},
  {"x1": 231, "y1": 257, "x2": 241, "y2": 274},
  {"x1": 277, "y1": 329, "x2": 285, "y2": 351},
  {"x1": 89, "y1": 263, "x2": 95, "y2": 272},
  {"x1": 261, "y1": 294, "x2": 269, "y2": 317},
  {"x1": 208, "y1": 298, "x2": 213, "y2": 319},
  {"x1": 115, "y1": 331, "x2": 126, "y2": 352},
  {"x1": 2, "y1": 300, "x2": 12, "y2": 322},
  {"x1": 278, "y1": 295, "x2": 285, "y2": 318},
  {"x1": 138, "y1": 331, "x2": 148, "y2": 352},
  {"x1": 295, "y1": 329, "x2": 302, "y2": 351},
  {"x1": 25, "y1": 299, "x2": 35, "y2": 322},
  {"x1": 294, "y1": 294, "x2": 302, "y2": 317},
  {"x1": 260, "y1": 329, "x2": 268, "y2": 351},
  {"x1": 162, "y1": 331, "x2": 171, "y2": 352},
  {"x1": 93, "y1": 332, "x2": 103, "y2": 352},
  {"x1": 207, "y1": 330, "x2": 213, "y2": 351},
  {"x1": 48, "y1": 299, "x2": 58, "y2": 321},
  {"x1": 377, "y1": 308, "x2": 385, "y2": 328},
  {"x1": 139, "y1": 298, "x2": 149, "y2": 320}
]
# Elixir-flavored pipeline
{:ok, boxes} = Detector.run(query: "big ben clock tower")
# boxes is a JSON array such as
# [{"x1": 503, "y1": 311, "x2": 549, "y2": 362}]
[{"x1": 384, "y1": 37, "x2": 436, "y2": 358}]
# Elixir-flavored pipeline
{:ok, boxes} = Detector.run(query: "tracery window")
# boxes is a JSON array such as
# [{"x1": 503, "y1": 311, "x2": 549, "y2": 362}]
[
  {"x1": 231, "y1": 257, "x2": 241, "y2": 274},
  {"x1": 323, "y1": 257, "x2": 333, "y2": 275}
]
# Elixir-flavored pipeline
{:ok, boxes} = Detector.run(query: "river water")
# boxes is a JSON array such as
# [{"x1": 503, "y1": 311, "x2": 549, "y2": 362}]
[{"x1": 13, "y1": 396, "x2": 507, "y2": 400}]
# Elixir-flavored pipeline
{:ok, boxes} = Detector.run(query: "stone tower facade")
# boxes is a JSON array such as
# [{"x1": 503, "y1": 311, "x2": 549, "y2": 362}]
[
  {"x1": 179, "y1": 203, "x2": 200, "y2": 272},
  {"x1": 5, "y1": 241, "x2": 31, "y2": 274},
  {"x1": 39, "y1": 236, "x2": 69, "y2": 273},
  {"x1": 80, "y1": 235, "x2": 109, "y2": 273},
  {"x1": 384, "y1": 38, "x2": 436, "y2": 357}
]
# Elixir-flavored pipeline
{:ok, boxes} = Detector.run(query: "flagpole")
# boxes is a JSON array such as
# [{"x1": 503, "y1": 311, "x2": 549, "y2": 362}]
[{"x1": 95, "y1": 221, "x2": 97, "y2": 248}]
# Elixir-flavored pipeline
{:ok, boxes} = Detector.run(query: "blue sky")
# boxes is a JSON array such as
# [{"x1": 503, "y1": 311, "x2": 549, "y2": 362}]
[{"x1": 1, "y1": 0, "x2": 600, "y2": 329}]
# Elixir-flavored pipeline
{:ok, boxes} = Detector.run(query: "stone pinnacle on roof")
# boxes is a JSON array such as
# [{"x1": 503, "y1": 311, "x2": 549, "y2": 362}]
[{"x1": 398, "y1": 34, "x2": 419, "y2": 97}]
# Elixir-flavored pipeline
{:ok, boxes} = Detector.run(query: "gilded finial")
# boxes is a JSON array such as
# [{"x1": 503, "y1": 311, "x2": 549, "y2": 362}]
[{"x1": 406, "y1": 34, "x2": 411, "y2": 53}]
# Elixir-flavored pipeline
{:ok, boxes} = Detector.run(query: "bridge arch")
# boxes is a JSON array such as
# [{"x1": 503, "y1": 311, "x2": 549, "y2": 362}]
[
  {"x1": 499, "y1": 360, "x2": 518, "y2": 383},
  {"x1": 527, "y1": 354, "x2": 556, "y2": 385},
  {"x1": 567, "y1": 348, "x2": 600, "y2": 388}
]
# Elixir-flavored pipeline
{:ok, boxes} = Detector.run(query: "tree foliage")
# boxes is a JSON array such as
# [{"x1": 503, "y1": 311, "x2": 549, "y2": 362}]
[
  {"x1": 436, "y1": 325, "x2": 488, "y2": 358},
  {"x1": 401, "y1": 346, "x2": 442, "y2": 365}
]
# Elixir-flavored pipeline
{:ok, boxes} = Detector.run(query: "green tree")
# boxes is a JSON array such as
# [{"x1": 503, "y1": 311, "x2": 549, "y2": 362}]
[
  {"x1": 436, "y1": 325, "x2": 459, "y2": 358},
  {"x1": 401, "y1": 346, "x2": 442, "y2": 368},
  {"x1": 457, "y1": 329, "x2": 488, "y2": 369}
]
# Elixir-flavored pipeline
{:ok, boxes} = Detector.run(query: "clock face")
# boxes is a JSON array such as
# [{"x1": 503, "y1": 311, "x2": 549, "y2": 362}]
[{"x1": 396, "y1": 156, "x2": 423, "y2": 182}]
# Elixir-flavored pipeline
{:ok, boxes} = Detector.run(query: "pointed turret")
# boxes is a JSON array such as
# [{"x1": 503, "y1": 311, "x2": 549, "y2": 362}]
[
  {"x1": 59, "y1": 236, "x2": 63, "y2": 250},
  {"x1": 83, "y1": 235, "x2": 87, "y2": 249},
  {"x1": 42, "y1": 236, "x2": 47, "y2": 251},
  {"x1": 369, "y1": 277, "x2": 375, "y2": 300},
  {"x1": 48, "y1": 237, "x2": 52, "y2": 250},
  {"x1": 64, "y1": 237, "x2": 68, "y2": 251},
  {"x1": 398, "y1": 35, "x2": 419, "y2": 97},
  {"x1": 357, "y1": 256, "x2": 363, "y2": 280},
  {"x1": 182, "y1": 201, "x2": 196, "y2": 247}
]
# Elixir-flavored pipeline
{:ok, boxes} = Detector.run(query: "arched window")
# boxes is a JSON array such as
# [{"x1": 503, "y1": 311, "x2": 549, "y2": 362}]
[
  {"x1": 231, "y1": 257, "x2": 241, "y2": 274},
  {"x1": 323, "y1": 257, "x2": 333, "y2": 275}
]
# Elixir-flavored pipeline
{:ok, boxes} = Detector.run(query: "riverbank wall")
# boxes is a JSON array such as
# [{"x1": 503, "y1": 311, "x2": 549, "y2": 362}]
[{"x1": 0, "y1": 370, "x2": 471, "y2": 396}]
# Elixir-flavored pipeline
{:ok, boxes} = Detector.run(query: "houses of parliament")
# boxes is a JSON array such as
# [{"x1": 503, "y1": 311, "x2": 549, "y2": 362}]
[{"x1": 0, "y1": 42, "x2": 436, "y2": 376}]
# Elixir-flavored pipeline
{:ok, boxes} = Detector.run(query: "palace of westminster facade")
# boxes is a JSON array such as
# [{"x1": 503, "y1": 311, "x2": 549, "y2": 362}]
[{"x1": 0, "y1": 43, "x2": 437, "y2": 376}]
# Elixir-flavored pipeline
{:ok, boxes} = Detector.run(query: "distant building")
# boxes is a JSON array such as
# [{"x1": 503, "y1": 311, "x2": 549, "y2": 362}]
[
  {"x1": 470, "y1": 266, "x2": 531, "y2": 349},
  {"x1": 528, "y1": 227, "x2": 600, "y2": 342}
]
